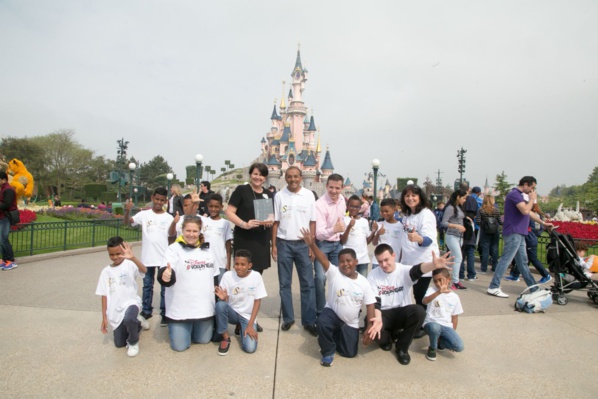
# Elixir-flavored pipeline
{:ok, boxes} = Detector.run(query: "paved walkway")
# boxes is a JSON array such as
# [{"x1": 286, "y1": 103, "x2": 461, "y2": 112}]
[{"x1": 1, "y1": 246, "x2": 597, "y2": 398}]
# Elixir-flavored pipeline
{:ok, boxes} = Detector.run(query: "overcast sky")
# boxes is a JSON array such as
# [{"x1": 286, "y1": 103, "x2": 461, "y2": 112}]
[{"x1": 1, "y1": 0, "x2": 596, "y2": 195}]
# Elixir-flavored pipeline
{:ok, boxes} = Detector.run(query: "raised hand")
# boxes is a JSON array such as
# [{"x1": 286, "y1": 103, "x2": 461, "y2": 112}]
[
  {"x1": 214, "y1": 286, "x2": 228, "y2": 301},
  {"x1": 162, "y1": 263, "x2": 173, "y2": 282},
  {"x1": 333, "y1": 217, "x2": 346, "y2": 233},
  {"x1": 191, "y1": 188, "x2": 202, "y2": 204},
  {"x1": 378, "y1": 225, "x2": 386, "y2": 236},
  {"x1": 173, "y1": 211, "x2": 181, "y2": 224},
  {"x1": 432, "y1": 251, "x2": 454, "y2": 270},
  {"x1": 300, "y1": 227, "x2": 315, "y2": 247},
  {"x1": 371, "y1": 221, "x2": 378, "y2": 232},
  {"x1": 120, "y1": 242, "x2": 135, "y2": 260}
]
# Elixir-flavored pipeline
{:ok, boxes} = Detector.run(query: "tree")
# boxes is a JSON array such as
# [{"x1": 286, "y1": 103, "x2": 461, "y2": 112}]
[
  {"x1": 493, "y1": 171, "x2": 512, "y2": 209},
  {"x1": 138, "y1": 155, "x2": 173, "y2": 191},
  {"x1": 0, "y1": 136, "x2": 47, "y2": 195}
]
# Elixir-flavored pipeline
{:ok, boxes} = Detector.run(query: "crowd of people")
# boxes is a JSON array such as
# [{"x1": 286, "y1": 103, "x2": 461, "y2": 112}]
[{"x1": 95, "y1": 166, "x2": 557, "y2": 368}]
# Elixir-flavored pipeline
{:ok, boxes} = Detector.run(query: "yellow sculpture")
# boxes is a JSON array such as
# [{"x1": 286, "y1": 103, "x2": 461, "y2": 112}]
[{"x1": 7, "y1": 158, "x2": 34, "y2": 200}]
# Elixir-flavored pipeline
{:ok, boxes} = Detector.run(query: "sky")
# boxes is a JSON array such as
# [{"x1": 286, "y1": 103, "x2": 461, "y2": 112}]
[{"x1": 1, "y1": 0, "x2": 597, "y2": 195}]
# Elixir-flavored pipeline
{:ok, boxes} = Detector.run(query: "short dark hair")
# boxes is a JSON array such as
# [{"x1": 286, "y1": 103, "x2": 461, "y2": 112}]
[
  {"x1": 107, "y1": 236, "x2": 124, "y2": 248},
  {"x1": 154, "y1": 187, "x2": 168, "y2": 197},
  {"x1": 374, "y1": 243, "x2": 394, "y2": 256},
  {"x1": 249, "y1": 163, "x2": 269, "y2": 178},
  {"x1": 400, "y1": 184, "x2": 431, "y2": 215},
  {"x1": 339, "y1": 248, "x2": 357, "y2": 259},
  {"x1": 235, "y1": 249, "x2": 252, "y2": 262},
  {"x1": 519, "y1": 176, "x2": 537, "y2": 186},
  {"x1": 209, "y1": 193, "x2": 223, "y2": 205},
  {"x1": 380, "y1": 198, "x2": 396, "y2": 208},
  {"x1": 183, "y1": 194, "x2": 192, "y2": 200},
  {"x1": 327, "y1": 173, "x2": 344, "y2": 185},
  {"x1": 201, "y1": 181, "x2": 211, "y2": 190},
  {"x1": 348, "y1": 194, "x2": 361, "y2": 205},
  {"x1": 285, "y1": 166, "x2": 302, "y2": 176},
  {"x1": 432, "y1": 268, "x2": 450, "y2": 278}
]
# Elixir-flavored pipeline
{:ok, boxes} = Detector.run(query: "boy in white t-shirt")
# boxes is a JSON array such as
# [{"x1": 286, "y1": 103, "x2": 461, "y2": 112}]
[
  {"x1": 422, "y1": 268, "x2": 464, "y2": 361},
  {"x1": 215, "y1": 249, "x2": 267, "y2": 355},
  {"x1": 371, "y1": 198, "x2": 403, "y2": 269},
  {"x1": 124, "y1": 187, "x2": 174, "y2": 326},
  {"x1": 95, "y1": 237, "x2": 149, "y2": 357},
  {"x1": 341, "y1": 195, "x2": 376, "y2": 277},
  {"x1": 202, "y1": 194, "x2": 233, "y2": 281},
  {"x1": 301, "y1": 228, "x2": 382, "y2": 367}
]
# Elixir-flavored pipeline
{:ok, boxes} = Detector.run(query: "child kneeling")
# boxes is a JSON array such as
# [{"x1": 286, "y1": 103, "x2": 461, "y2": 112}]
[
  {"x1": 301, "y1": 228, "x2": 381, "y2": 367},
  {"x1": 422, "y1": 268, "x2": 464, "y2": 361},
  {"x1": 215, "y1": 249, "x2": 267, "y2": 355}
]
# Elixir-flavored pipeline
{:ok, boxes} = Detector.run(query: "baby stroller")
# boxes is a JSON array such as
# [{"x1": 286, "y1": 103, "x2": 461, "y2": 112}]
[{"x1": 546, "y1": 229, "x2": 598, "y2": 306}]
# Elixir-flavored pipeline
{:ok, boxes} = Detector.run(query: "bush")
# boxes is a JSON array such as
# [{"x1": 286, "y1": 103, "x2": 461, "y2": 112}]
[{"x1": 41, "y1": 206, "x2": 121, "y2": 220}]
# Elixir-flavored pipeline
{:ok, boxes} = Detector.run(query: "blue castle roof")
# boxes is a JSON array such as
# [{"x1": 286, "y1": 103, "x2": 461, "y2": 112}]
[{"x1": 321, "y1": 149, "x2": 334, "y2": 170}]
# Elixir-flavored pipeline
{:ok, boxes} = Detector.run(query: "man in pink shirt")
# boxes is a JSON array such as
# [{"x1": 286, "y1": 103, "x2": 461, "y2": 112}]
[{"x1": 314, "y1": 174, "x2": 346, "y2": 315}]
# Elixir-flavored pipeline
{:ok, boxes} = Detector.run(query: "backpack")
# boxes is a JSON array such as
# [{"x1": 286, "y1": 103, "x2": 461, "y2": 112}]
[
  {"x1": 514, "y1": 285, "x2": 553, "y2": 313},
  {"x1": 481, "y1": 216, "x2": 498, "y2": 235}
]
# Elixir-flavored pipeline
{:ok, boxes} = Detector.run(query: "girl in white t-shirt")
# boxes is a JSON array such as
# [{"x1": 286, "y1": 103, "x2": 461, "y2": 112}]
[
  {"x1": 341, "y1": 195, "x2": 376, "y2": 277},
  {"x1": 158, "y1": 216, "x2": 220, "y2": 352}
]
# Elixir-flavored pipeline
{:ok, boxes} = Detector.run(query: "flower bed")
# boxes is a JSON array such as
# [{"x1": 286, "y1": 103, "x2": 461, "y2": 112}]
[
  {"x1": 10, "y1": 209, "x2": 37, "y2": 231},
  {"x1": 551, "y1": 221, "x2": 598, "y2": 241},
  {"x1": 40, "y1": 206, "x2": 122, "y2": 221}
]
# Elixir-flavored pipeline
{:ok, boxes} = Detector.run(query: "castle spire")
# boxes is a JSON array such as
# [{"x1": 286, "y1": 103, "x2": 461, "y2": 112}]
[
  {"x1": 280, "y1": 81, "x2": 286, "y2": 109},
  {"x1": 316, "y1": 130, "x2": 321, "y2": 153}
]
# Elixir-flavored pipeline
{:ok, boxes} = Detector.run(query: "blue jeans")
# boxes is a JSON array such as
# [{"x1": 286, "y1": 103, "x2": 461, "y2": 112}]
[
  {"x1": 479, "y1": 231, "x2": 499, "y2": 272},
  {"x1": 424, "y1": 322, "x2": 464, "y2": 352},
  {"x1": 314, "y1": 240, "x2": 341, "y2": 315},
  {"x1": 445, "y1": 234, "x2": 463, "y2": 284},
  {"x1": 317, "y1": 307, "x2": 359, "y2": 358},
  {"x1": 356, "y1": 263, "x2": 368, "y2": 277},
  {"x1": 142, "y1": 266, "x2": 165, "y2": 316},
  {"x1": 489, "y1": 234, "x2": 536, "y2": 289},
  {"x1": 459, "y1": 244, "x2": 476, "y2": 279},
  {"x1": 277, "y1": 239, "x2": 316, "y2": 326},
  {"x1": 511, "y1": 243, "x2": 549, "y2": 278},
  {"x1": 0, "y1": 217, "x2": 15, "y2": 262},
  {"x1": 215, "y1": 301, "x2": 257, "y2": 353},
  {"x1": 168, "y1": 318, "x2": 214, "y2": 352}
]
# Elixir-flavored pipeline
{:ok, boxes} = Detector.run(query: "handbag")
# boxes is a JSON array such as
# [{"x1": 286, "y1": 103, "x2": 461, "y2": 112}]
[{"x1": 7, "y1": 209, "x2": 20, "y2": 225}]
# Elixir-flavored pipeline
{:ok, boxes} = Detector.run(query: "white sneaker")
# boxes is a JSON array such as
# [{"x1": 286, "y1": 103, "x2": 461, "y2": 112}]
[
  {"x1": 127, "y1": 342, "x2": 139, "y2": 357},
  {"x1": 487, "y1": 288, "x2": 509, "y2": 298},
  {"x1": 138, "y1": 314, "x2": 150, "y2": 330}
]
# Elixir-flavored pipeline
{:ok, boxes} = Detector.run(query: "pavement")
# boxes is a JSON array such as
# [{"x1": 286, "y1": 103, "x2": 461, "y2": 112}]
[{"x1": 1, "y1": 244, "x2": 597, "y2": 399}]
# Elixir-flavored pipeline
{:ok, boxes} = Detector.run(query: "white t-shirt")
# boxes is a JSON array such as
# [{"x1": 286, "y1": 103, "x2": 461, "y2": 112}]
[
  {"x1": 219, "y1": 270, "x2": 267, "y2": 321},
  {"x1": 367, "y1": 262, "x2": 415, "y2": 310},
  {"x1": 423, "y1": 286, "x2": 463, "y2": 328},
  {"x1": 342, "y1": 216, "x2": 371, "y2": 264},
  {"x1": 400, "y1": 209, "x2": 440, "y2": 277},
  {"x1": 201, "y1": 216, "x2": 233, "y2": 270},
  {"x1": 95, "y1": 260, "x2": 143, "y2": 329},
  {"x1": 130, "y1": 210, "x2": 174, "y2": 266},
  {"x1": 372, "y1": 220, "x2": 403, "y2": 265},
  {"x1": 162, "y1": 243, "x2": 220, "y2": 320},
  {"x1": 325, "y1": 265, "x2": 376, "y2": 328},
  {"x1": 274, "y1": 186, "x2": 316, "y2": 240}
]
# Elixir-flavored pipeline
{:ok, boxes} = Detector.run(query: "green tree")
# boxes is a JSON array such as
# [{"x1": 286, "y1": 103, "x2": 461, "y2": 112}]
[
  {"x1": 493, "y1": 171, "x2": 512, "y2": 209},
  {"x1": 138, "y1": 156, "x2": 173, "y2": 191}
]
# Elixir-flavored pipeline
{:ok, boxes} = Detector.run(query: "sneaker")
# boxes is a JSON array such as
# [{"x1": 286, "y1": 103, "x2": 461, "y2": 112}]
[
  {"x1": 127, "y1": 342, "x2": 139, "y2": 357},
  {"x1": 140, "y1": 312, "x2": 153, "y2": 320},
  {"x1": 396, "y1": 349, "x2": 411, "y2": 365},
  {"x1": 218, "y1": 338, "x2": 231, "y2": 356},
  {"x1": 451, "y1": 283, "x2": 458, "y2": 291},
  {"x1": 320, "y1": 355, "x2": 334, "y2": 367},
  {"x1": 138, "y1": 315, "x2": 150, "y2": 330},
  {"x1": 160, "y1": 316, "x2": 167, "y2": 327},
  {"x1": 234, "y1": 323, "x2": 241, "y2": 336},
  {"x1": 2, "y1": 261, "x2": 18, "y2": 271},
  {"x1": 487, "y1": 287, "x2": 509, "y2": 298},
  {"x1": 539, "y1": 275, "x2": 552, "y2": 284},
  {"x1": 256, "y1": 322, "x2": 263, "y2": 333},
  {"x1": 437, "y1": 343, "x2": 446, "y2": 352},
  {"x1": 465, "y1": 276, "x2": 478, "y2": 281},
  {"x1": 504, "y1": 276, "x2": 520, "y2": 282},
  {"x1": 304, "y1": 324, "x2": 318, "y2": 337},
  {"x1": 426, "y1": 347, "x2": 437, "y2": 361},
  {"x1": 454, "y1": 282, "x2": 467, "y2": 290}
]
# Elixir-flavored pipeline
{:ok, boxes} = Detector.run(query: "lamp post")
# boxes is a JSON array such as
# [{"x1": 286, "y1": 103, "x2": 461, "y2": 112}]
[
  {"x1": 133, "y1": 188, "x2": 138, "y2": 207},
  {"x1": 432, "y1": 195, "x2": 437, "y2": 208},
  {"x1": 128, "y1": 162, "x2": 136, "y2": 204},
  {"x1": 372, "y1": 159, "x2": 380, "y2": 204},
  {"x1": 195, "y1": 154, "x2": 204, "y2": 188},
  {"x1": 166, "y1": 172, "x2": 174, "y2": 194}
]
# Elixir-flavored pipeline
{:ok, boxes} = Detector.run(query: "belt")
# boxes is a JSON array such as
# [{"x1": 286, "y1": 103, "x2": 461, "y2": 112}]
[{"x1": 278, "y1": 238, "x2": 304, "y2": 243}]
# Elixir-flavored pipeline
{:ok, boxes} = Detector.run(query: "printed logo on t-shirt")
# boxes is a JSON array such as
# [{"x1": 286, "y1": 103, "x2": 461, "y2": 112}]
[
  {"x1": 185, "y1": 258, "x2": 214, "y2": 270},
  {"x1": 377, "y1": 284, "x2": 404, "y2": 296}
]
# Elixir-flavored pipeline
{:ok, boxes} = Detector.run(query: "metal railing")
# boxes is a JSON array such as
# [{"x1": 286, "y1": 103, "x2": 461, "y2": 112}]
[{"x1": 10, "y1": 220, "x2": 141, "y2": 257}]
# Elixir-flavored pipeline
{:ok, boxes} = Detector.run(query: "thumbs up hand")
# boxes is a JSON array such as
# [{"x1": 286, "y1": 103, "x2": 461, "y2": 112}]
[{"x1": 162, "y1": 263, "x2": 173, "y2": 282}]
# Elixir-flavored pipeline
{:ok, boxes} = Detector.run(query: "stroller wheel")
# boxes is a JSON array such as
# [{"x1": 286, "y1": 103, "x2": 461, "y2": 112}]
[
  {"x1": 556, "y1": 295, "x2": 568, "y2": 306},
  {"x1": 593, "y1": 296, "x2": 598, "y2": 306}
]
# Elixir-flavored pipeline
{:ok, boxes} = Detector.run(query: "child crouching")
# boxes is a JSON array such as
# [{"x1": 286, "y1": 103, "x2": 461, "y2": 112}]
[
  {"x1": 422, "y1": 268, "x2": 464, "y2": 361},
  {"x1": 215, "y1": 249, "x2": 267, "y2": 355},
  {"x1": 95, "y1": 237, "x2": 149, "y2": 357}
]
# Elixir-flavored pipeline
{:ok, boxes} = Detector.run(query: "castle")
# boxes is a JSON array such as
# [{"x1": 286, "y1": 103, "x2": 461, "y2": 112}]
[{"x1": 256, "y1": 48, "x2": 349, "y2": 195}]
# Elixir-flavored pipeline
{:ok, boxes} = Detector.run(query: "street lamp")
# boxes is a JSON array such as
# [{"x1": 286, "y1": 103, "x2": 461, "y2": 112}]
[
  {"x1": 128, "y1": 162, "x2": 136, "y2": 204},
  {"x1": 195, "y1": 154, "x2": 204, "y2": 188},
  {"x1": 372, "y1": 159, "x2": 380, "y2": 204},
  {"x1": 166, "y1": 172, "x2": 174, "y2": 193},
  {"x1": 133, "y1": 188, "x2": 138, "y2": 207}
]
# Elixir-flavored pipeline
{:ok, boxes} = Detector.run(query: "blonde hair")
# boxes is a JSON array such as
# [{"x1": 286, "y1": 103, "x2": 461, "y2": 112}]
[
  {"x1": 481, "y1": 195, "x2": 495, "y2": 214},
  {"x1": 171, "y1": 183, "x2": 182, "y2": 196}
]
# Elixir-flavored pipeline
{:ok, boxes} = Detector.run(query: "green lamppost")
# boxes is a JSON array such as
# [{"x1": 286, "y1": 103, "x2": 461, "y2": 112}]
[
  {"x1": 167, "y1": 173, "x2": 174, "y2": 194},
  {"x1": 372, "y1": 159, "x2": 380, "y2": 204},
  {"x1": 195, "y1": 154, "x2": 204, "y2": 188},
  {"x1": 128, "y1": 162, "x2": 136, "y2": 203}
]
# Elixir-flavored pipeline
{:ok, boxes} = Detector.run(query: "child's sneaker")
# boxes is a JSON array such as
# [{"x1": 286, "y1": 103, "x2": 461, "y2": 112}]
[
  {"x1": 218, "y1": 338, "x2": 231, "y2": 356},
  {"x1": 138, "y1": 314, "x2": 150, "y2": 330},
  {"x1": 2, "y1": 261, "x2": 18, "y2": 271},
  {"x1": 127, "y1": 342, "x2": 139, "y2": 357},
  {"x1": 453, "y1": 282, "x2": 467, "y2": 290},
  {"x1": 320, "y1": 355, "x2": 334, "y2": 367},
  {"x1": 234, "y1": 323, "x2": 241, "y2": 336},
  {"x1": 160, "y1": 316, "x2": 168, "y2": 327},
  {"x1": 426, "y1": 347, "x2": 437, "y2": 361}
]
